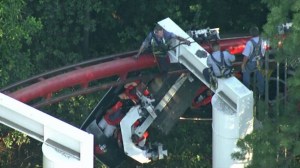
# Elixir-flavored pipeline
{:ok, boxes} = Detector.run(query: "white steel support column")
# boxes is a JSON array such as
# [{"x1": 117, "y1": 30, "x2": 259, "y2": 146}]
[
  {"x1": 158, "y1": 18, "x2": 254, "y2": 168},
  {"x1": 0, "y1": 93, "x2": 93, "y2": 168},
  {"x1": 212, "y1": 78, "x2": 253, "y2": 168}
]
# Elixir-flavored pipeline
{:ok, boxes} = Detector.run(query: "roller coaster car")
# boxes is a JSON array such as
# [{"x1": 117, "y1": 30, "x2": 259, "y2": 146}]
[
  {"x1": 79, "y1": 80, "x2": 165, "y2": 167},
  {"x1": 191, "y1": 85, "x2": 213, "y2": 109},
  {"x1": 81, "y1": 72, "x2": 202, "y2": 167},
  {"x1": 80, "y1": 84, "x2": 128, "y2": 167}
]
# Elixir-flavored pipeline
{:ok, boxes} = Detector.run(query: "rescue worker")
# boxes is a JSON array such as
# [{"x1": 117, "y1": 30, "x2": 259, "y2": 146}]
[
  {"x1": 97, "y1": 82, "x2": 139, "y2": 137},
  {"x1": 203, "y1": 41, "x2": 235, "y2": 86},
  {"x1": 241, "y1": 26, "x2": 265, "y2": 96},
  {"x1": 134, "y1": 24, "x2": 191, "y2": 75}
]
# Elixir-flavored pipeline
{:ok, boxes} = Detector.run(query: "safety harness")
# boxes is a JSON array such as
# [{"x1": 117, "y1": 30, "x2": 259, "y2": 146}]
[
  {"x1": 247, "y1": 38, "x2": 263, "y2": 71},
  {"x1": 210, "y1": 51, "x2": 233, "y2": 78},
  {"x1": 150, "y1": 32, "x2": 169, "y2": 57}
]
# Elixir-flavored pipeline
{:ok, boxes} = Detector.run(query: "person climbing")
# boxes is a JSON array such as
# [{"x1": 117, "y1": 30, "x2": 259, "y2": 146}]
[{"x1": 134, "y1": 24, "x2": 191, "y2": 75}]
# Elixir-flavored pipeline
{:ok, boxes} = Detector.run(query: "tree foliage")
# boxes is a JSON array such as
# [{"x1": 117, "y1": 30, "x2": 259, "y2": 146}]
[
  {"x1": 233, "y1": 0, "x2": 300, "y2": 167},
  {"x1": 1, "y1": 0, "x2": 268, "y2": 85},
  {"x1": 0, "y1": 0, "x2": 272, "y2": 167},
  {"x1": 0, "y1": 0, "x2": 42, "y2": 86},
  {"x1": 0, "y1": 2, "x2": 41, "y2": 165}
]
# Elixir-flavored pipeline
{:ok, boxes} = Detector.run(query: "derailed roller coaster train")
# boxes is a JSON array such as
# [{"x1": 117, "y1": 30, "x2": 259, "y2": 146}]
[
  {"x1": 0, "y1": 18, "x2": 291, "y2": 168},
  {"x1": 81, "y1": 18, "x2": 261, "y2": 167}
]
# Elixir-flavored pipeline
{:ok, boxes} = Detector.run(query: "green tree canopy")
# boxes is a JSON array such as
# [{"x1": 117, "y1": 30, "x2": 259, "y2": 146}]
[
  {"x1": 233, "y1": 0, "x2": 300, "y2": 167},
  {"x1": 0, "y1": 0, "x2": 271, "y2": 167},
  {"x1": 0, "y1": 0, "x2": 42, "y2": 86}
]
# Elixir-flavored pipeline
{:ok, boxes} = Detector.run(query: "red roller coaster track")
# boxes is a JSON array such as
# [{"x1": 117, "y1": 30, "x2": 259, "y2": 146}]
[{"x1": 3, "y1": 36, "x2": 251, "y2": 105}]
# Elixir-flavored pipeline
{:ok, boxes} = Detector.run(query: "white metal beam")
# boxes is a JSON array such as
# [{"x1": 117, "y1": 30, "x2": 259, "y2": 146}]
[
  {"x1": 158, "y1": 18, "x2": 254, "y2": 168},
  {"x1": 0, "y1": 93, "x2": 93, "y2": 168}
]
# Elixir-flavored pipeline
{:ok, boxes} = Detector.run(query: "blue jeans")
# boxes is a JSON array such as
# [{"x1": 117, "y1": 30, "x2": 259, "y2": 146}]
[
  {"x1": 156, "y1": 56, "x2": 170, "y2": 74},
  {"x1": 242, "y1": 69, "x2": 265, "y2": 95}
]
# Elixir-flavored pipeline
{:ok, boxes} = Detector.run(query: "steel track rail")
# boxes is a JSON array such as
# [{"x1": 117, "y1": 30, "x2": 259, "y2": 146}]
[
  {"x1": 1, "y1": 36, "x2": 252, "y2": 93},
  {"x1": 32, "y1": 69, "x2": 189, "y2": 108},
  {"x1": 1, "y1": 50, "x2": 138, "y2": 92}
]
